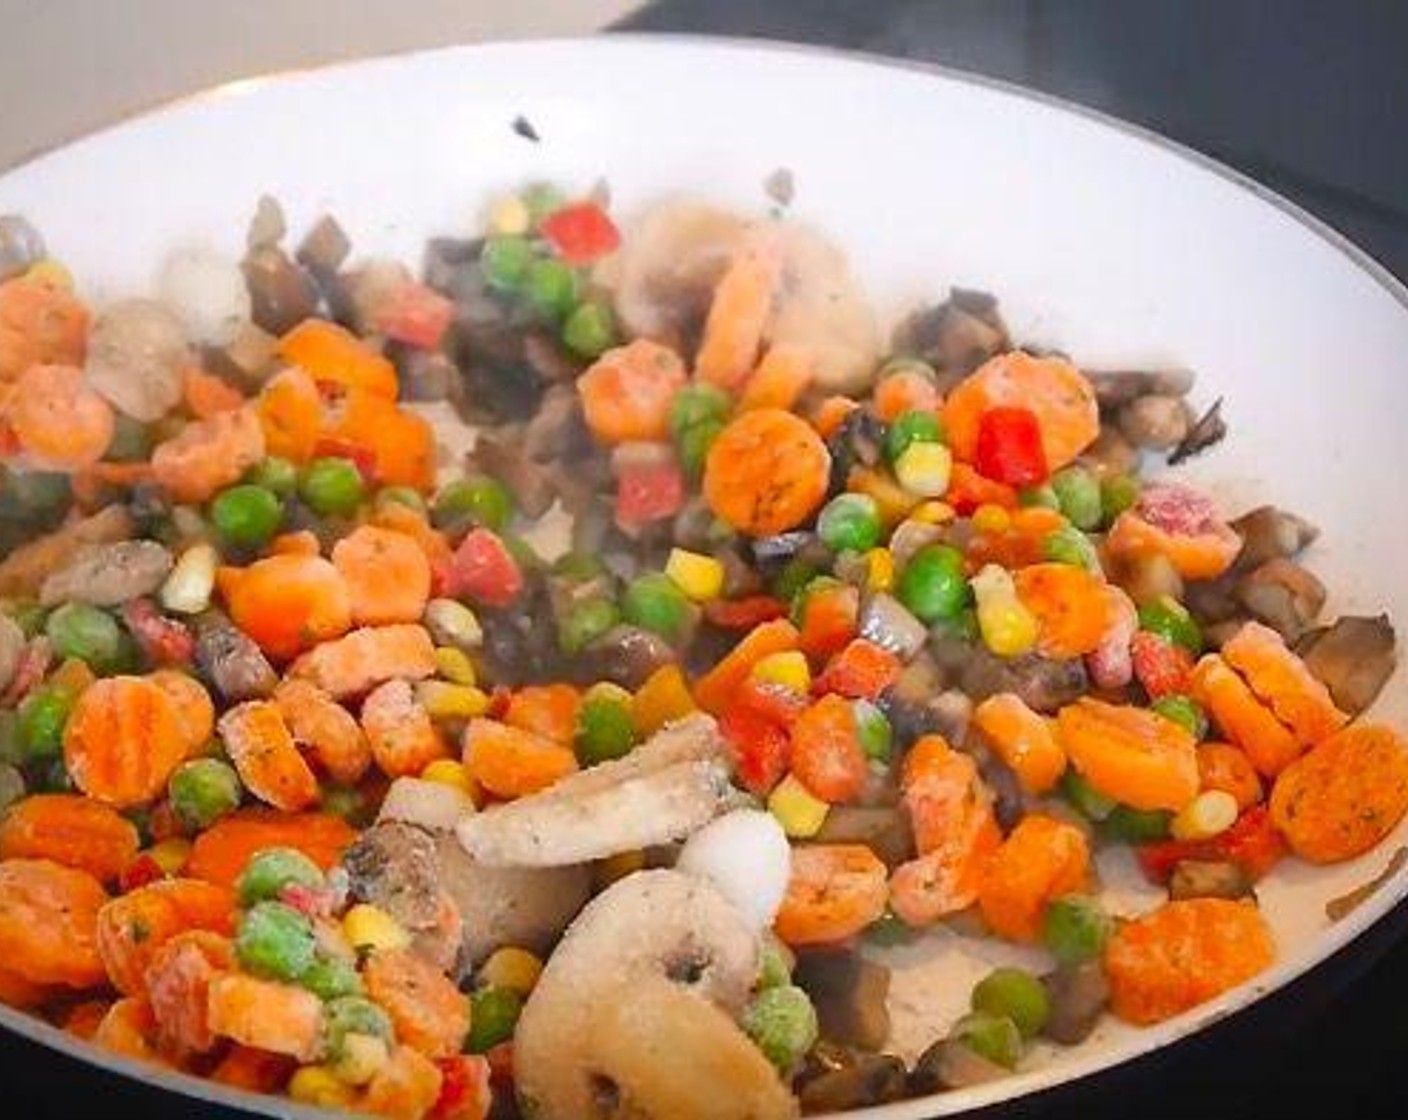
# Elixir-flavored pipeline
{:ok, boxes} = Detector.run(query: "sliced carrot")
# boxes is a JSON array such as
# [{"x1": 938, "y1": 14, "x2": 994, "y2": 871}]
[
  {"x1": 740, "y1": 344, "x2": 814, "y2": 412},
  {"x1": 811, "y1": 395, "x2": 859, "y2": 439},
  {"x1": 704, "y1": 408, "x2": 831, "y2": 535},
  {"x1": 363, "y1": 947, "x2": 471, "y2": 1059},
  {"x1": 873, "y1": 369, "x2": 940, "y2": 422},
  {"x1": 274, "y1": 678, "x2": 371, "y2": 785},
  {"x1": 149, "y1": 669, "x2": 216, "y2": 756},
  {"x1": 366, "y1": 403, "x2": 438, "y2": 492},
  {"x1": 1056, "y1": 697, "x2": 1199, "y2": 811},
  {"x1": 944, "y1": 461, "x2": 1018, "y2": 514},
  {"x1": 143, "y1": 929, "x2": 234, "y2": 1059},
  {"x1": 693, "y1": 618, "x2": 799, "y2": 715},
  {"x1": 0, "y1": 964, "x2": 54, "y2": 1009},
  {"x1": 696, "y1": 229, "x2": 782, "y2": 391},
  {"x1": 0, "y1": 275, "x2": 88, "y2": 381},
  {"x1": 504, "y1": 684, "x2": 582, "y2": 747},
  {"x1": 369, "y1": 501, "x2": 453, "y2": 580},
  {"x1": 362, "y1": 679, "x2": 449, "y2": 778},
  {"x1": 0, "y1": 859, "x2": 107, "y2": 989},
  {"x1": 1221, "y1": 621, "x2": 1348, "y2": 748},
  {"x1": 462, "y1": 718, "x2": 577, "y2": 800},
  {"x1": 269, "y1": 529, "x2": 322, "y2": 557},
  {"x1": 210, "y1": 1044, "x2": 297, "y2": 1094},
  {"x1": 182, "y1": 366, "x2": 244, "y2": 419},
  {"x1": 185, "y1": 810, "x2": 355, "y2": 888},
  {"x1": 1013, "y1": 563, "x2": 1119, "y2": 659},
  {"x1": 332, "y1": 524, "x2": 432, "y2": 627},
  {"x1": 629, "y1": 664, "x2": 697, "y2": 738},
  {"x1": 1105, "y1": 898, "x2": 1273, "y2": 1025},
  {"x1": 62, "y1": 999, "x2": 112, "y2": 1039},
  {"x1": 1197, "y1": 742, "x2": 1263, "y2": 811},
  {"x1": 92, "y1": 997, "x2": 167, "y2": 1066},
  {"x1": 256, "y1": 366, "x2": 323, "y2": 463},
  {"x1": 63, "y1": 676, "x2": 187, "y2": 808},
  {"x1": 278, "y1": 318, "x2": 397, "y2": 400},
  {"x1": 218, "y1": 700, "x2": 321, "y2": 812},
  {"x1": 1189, "y1": 653, "x2": 1302, "y2": 778},
  {"x1": 1269, "y1": 724, "x2": 1408, "y2": 864},
  {"x1": 207, "y1": 973, "x2": 324, "y2": 1061},
  {"x1": 789, "y1": 694, "x2": 867, "y2": 803},
  {"x1": 287, "y1": 623, "x2": 437, "y2": 699},
  {"x1": 942, "y1": 351, "x2": 1099, "y2": 470},
  {"x1": 577, "y1": 338, "x2": 688, "y2": 446},
  {"x1": 977, "y1": 814, "x2": 1090, "y2": 942},
  {"x1": 95, "y1": 878, "x2": 235, "y2": 995},
  {"x1": 1105, "y1": 509, "x2": 1242, "y2": 581},
  {"x1": 359, "y1": 1044, "x2": 444, "y2": 1119},
  {"x1": 151, "y1": 405, "x2": 266, "y2": 504},
  {"x1": 774, "y1": 844, "x2": 889, "y2": 947},
  {"x1": 973, "y1": 693, "x2": 1068, "y2": 795},
  {"x1": 223, "y1": 553, "x2": 352, "y2": 661},
  {"x1": 0, "y1": 793, "x2": 140, "y2": 884},
  {"x1": 10, "y1": 363, "x2": 113, "y2": 471}
]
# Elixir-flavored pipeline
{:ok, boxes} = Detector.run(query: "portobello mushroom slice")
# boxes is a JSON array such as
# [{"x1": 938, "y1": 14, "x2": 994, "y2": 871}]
[
  {"x1": 792, "y1": 947, "x2": 891, "y2": 1051},
  {"x1": 1041, "y1": 960, "x2": 1110, "y2": 1045},
  {"x1": 1234, "y1": 558, "x2": 1327, "y2": 643},
  {"x1": 1296, "y1": 614, "x2": 1398, "y2": 716},
  {"x1": 1230, "y1": 505, "x2": 1319, "y2": 572}
]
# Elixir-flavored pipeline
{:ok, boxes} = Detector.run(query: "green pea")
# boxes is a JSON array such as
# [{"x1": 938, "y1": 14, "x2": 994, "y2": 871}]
[
  {"x1": 433, "y1": 476, "x2": 515, "y2": 534},
  {"x1": 897, "y1": 544, "x2": 970, "y2": 623},
  {"x1": 885, "y1": 409, "x2": 945, "y2": 464},
  {"x1": 299, "y1": 458, "x2": 365, "y2": 517},
  {"x1": 575, "y1": 696, "x2": 637, "y2": 766},
  {"x1": 246, "y1": 456, "x2": 299, "y2": 497},
  {"x1": 522, "y1": 258, "x2": 579, "y2": 321},
  {"x1": 374, "y1": 485, "x2": 427, "y2": 514},
  {"x1": 521, "y1": 183, "x2": 566, "y2": 227},
  {"x1": 668, "y1": 384, "x2": 732, "y2": 441},
  {"x1": 1151, "y1": 694, "x2": 1208, "y2": 739},
  {"x1": 562, "y1": 300, "x2": 617, "y2": 359},
  {"x1": 971, "y1": 967, "x2": 1049, "y2": 1039},
  {"x1": 853, "y1": 699, "x2": 893, "y2": 762},
  {"x1": 480, "y1": 235, "x2": 534, "y2": 292},
  {"x1": 1043, "y1": 525, "x2": 1101, "y2": 572},
  {"x1": 1042, "y1": 895, "x2": 1113, "y2": 965},
  {"x1": 770, "y1": 558, "x2": 820, "y2": 608},
  {"x1": 320, "y1": 783, "x2": 371, "y2": 827},
  {"x1": 951, "y1": 1011, "x2": 1023, "y2": 1069},
  {"x1": 864, "y1": 908, "x2": 916, "y2": 947},
  {"x1": 301, "y1": 953, "x2": 364, "y2": 1001},
  {"x1": 1051, "y1": 466, "x2": 1102, "y2": 531},
  {"x1": 1100, "y1": 473, "x2": 1142, "y2": 524},
  {"x1": 742, "y1": 985, "x2": 818, "y2": 1072},
  {"x1": 466, "y1": 986, "x2": 523, "y2": 1053},
  {"x1": 17, "y1": 682, "x2": 76, "y2": 764},
  {"x1": 168, "y1": 758, "x2": 242, "y2": 831},
  {"x1": 552, "y1": 551, "x2": 607, "y2": 583},
  {"x1": 324, "y1": 996, "x2": 393, "y2": 1059},
  {"x1": 0, "y1": 710, "x2": 20, "y2": 767},
  {"x1": 757, "y1": 937, "x2": 795, "y2": 990},
  {"x1": 45, "y1": 603, "x2": 122, "y2": 672},
  {"x1": 105, "y1": 414, "x2": 153, "y2": 462},
  {"x1": 237, "y1": 848, "x2": 325, "y2": 907},
  {"x1": 817, "y1": 493, "x2": 882, "y2": 553},
  {"x1": 1060, "y1": 770, "x2": 1116, "y2": 822},
  {"x1": 235, "y1": 901, "x2": 317, "y2": 982},
  {"x1": 560, "y1": 597, "x2": 616, "y2": 654},
  {"x1": 677, "y1": 416, "x2": 724, "y2": 480},
  {"x1": 210, "y1": 484, "x2": 283, "y2": 550},
  {"x1": 1018, "y1": 483, "x2": 1060, "y2": 510},
  {"x1": 1104, "y1": 804, "x2": 1173, "y2": 843},
  {"x1": 1137, "y1": 594, "x2": 1203, "y2": 654},
  {"x1": 621, "y1": 573, "x2": 690, "y2": 642}
]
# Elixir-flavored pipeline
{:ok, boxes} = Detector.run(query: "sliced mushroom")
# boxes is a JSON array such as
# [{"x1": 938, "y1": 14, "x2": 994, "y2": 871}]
[
  {"x1": 1042, "y1": 960, "x2": 1109, "y2": 1045},
  {"x1": 242, "y1": 244, "x2": 319, "y2": 335},
  {"x1": 1079, "y1": 426, "x2": 1140, "y2": 475},
  {"x1": 0, "y1": 504, "x2": 134, "y2": 598},
  {"x1": 890, "y1": 288, "x2": 1009, "y2": 380},
  {"x1": 471, "y1": 431, "x2": 557, "y2": 519},
  {"x1": 191, "y1": 609, "x2": 277, "y2": 701},
  {"x1": 39, "y1": 540, "x2": 172, "y2": 607},
  {"x1": 881, "y1": 656, "x2": 973, "y2": 748},
  {"x1": 1117, "y1": 394, "x2": 1193, "y2": 451},
  {"x1": 956, "y1": 648, "x2": 1089, "y2": 714},
  {"x1": 1234, "y1": 558, "x2": 1327, "y2": 643},
  {"x1": 1168, "y1": 397, "x2": 1228, "y2": 465},
  {"x1": 295, "y1": 214, "x2": 352, "y2": 277},
  {"x1": 909, "y1": 1037, "x2": 1009, "y2": 1093},
  {"x1": 1085, "y1": 368, "x2": 1195, "y2": 409},
  {"x1": 1297, "y1": 614, "x2": 1398, "y2": 715},
  {"x1": 515, "y1": 869, "x2": 778, "y2": 1120},
  {"x1": 1111, "y1": 552, "x2": 1185, "y2": 607},
  {"x1": 1231, "y1": 505, "x2": 1319, "y2": 572},
  {"x1": 457, "y1": 714, "x2": 739, "y2": 867},
  {"x1": 582, "y1": 625, "x2": 678, "y2": 690},
  {"x1": 1183, "y1": 573, "x2": 1241, "y2": 624},
  {"x1": 796, "y1": 1051, "x2": 907, "y2": 1112},
  {"x1": 792, "y1": 947, "x2": 891, "y2": 1051},
  {"x1": 813, "y1": 807, "x2": 914, "y2": 868},
  {"x1": 1203, "y1": 616, "x2": 1253, "y2": 651}
]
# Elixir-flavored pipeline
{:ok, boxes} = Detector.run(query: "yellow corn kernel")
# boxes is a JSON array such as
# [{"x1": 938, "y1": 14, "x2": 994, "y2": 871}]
[
  {"x1": 487, "y1": 193, "x2": 530, "y2": 236},
  {"x1": 768, "y1": 774, "x2": 830, "y2": 839},
  {"x1": 972, "y1": 564, "x2": 1039, "y2": 658},
  {"x1": 594, "y1": 849, "x2": 646, "y2": 889},
  {"x1": 479, "y1": 946, "x2": 544, "y2": 996},
  {"x1": 416, "y1": 680, "x2": 490, "y2": 721},
  {"x1": 893, "y1": 441, "x2": 953, "y2": 498},
  {"x1": 911, "y1": 500, "x2": 956, "y2": 526},
  {"x1": 289, "y1": 1065, "x2": 357, "y2": 1108},
  {"x1": 24, "y1": 259, "x2": 74, "y2": 290},
  {"x1": 434, "y1": 646, "x2": 477, "y2": 686},
  {"x1": 585, "y1": 680, "x2": 633, "y2": 707},
  {"x1": 972, "y1": 504, "x2": 1013, "y2": 535},
  {"x1": 148, "y1": 838, "x2": 192, "y2": 877},
  {"x1": 664, "y1": 548, "x2": 725, "y2": 603},
  {"x1": 420, "y1": 759, "x2": 479, "y2": 802},
  {"x1": 863, "y1": 548, "x2": 895, "y2": 594},
  {"x1": 629, "y1": 664, "x2": 696, "y2": 737},
  {"x1": 342, "y1": 904, "x2": 411, "y2": 953},
  {"x1": 750, "y1": 650, "x2": 812, "y2": 694},
  {"x1": 330, "y1": 1032, "x2": 390, "y2": 1087},
  {"x1": 1170, "y1": 789, "x2": 1239, "y2": 842}
]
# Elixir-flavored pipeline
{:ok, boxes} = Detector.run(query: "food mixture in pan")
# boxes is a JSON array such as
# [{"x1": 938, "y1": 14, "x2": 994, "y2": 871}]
[{"x1": 0, "y1": 185, "x2": 1400, "y2": 1119}]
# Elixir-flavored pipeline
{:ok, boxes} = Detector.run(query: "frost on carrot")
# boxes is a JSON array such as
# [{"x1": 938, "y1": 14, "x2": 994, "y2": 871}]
[
  {"x1": 977, "y1": 814, "x2": 1090, "y2": 942},
  {"x1": 63, "y1": 676, "x2": 188, "y2": 809},
  {"x1": 206, "y1": 972, "x2": 324, "y2": 1061},
  {"x1": 332, "y1": 525, "x2": 432, "y2": 627},
  {"x1": 95, "y1": 878, "x2": 235, "y2": 995},
  {"x1": 218, "y1": 700, "x2": 321, "y2": 812},
  {"x1": 185, "y1": 810, "x2": 355, "y2": 888},
  {"x1": 287, "y1": 623, "x2": 436, "y2": 699},
  {"x1": 703, "y1": 409, "x2": 831, "y2": 536},
  {"x1": 151, "y1": 405, "x2": 266, "y2": 504},
  {"x1": 364, "y1": 947, "x2": 470, "y2": 1059},
  {"x1": 143, "y1": 929, "x2": 235, "y2": 1059},
  {"x1": 1013, "y1": 563, "x2": 1119, "y2": 660},
  {"x1": 0, "y1": 275, "x2": 89, "y2": 382},
  {"x1": 462, "y1": 718, "x2": 576, "y2": 800},
  {"x1": 363, "y1": 679, "x2": 449, "y2": 778},
  {"x1": 774, "y1": 843, "x2": 888, "y2": 947},
  {"x1": 9, "y1": 364, "x2": 113, "y2": 470},
  {"x1": 0, "y1": 858, "x2": 109, "y2": 989},
  {"x1": 274, "y1": 678, "x2": 371, "y2": 785},
  {"x1": 223, "y1": 553, "x2": 353, "y2": 661},
  {"x1": 1057, "y1": 697, "x2": 1199, "y2": 812},
  {"x1": 0, "y1": 793, "x2": 140, "y2": 884},
  {"x1": 972, "y1": 693, "x2": 1067, "y2": 795},
  {"x1": 149, "y1": 669, "x2": 216, "y2": 757},
  {"x1": 577, "y1": 339, "x2": 687, "y2": 446}
]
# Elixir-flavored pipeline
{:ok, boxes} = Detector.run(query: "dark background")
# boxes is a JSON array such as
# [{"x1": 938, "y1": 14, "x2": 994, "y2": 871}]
[{"x1": 7, "y1": 2, "x2": 1408, "y2": 1117}]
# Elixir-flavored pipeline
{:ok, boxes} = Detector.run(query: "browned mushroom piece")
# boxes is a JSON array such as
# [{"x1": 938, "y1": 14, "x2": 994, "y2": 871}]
[
  {"x1": 1085, "y1": 367, "x2": 1195, "y2": 410},
  {"x1": 583, "y1": 624, "x2": 679, "y2": 690},
  {"x1": 956, "y1": 647, "x2": 1089, "y2": 715},
  {"x1": 1234, "y1": 558, "x2": 1327, "y2": 643},
  {"x1": 908, "y1": 1037, "x2": 1009, "y2": 1093},
  {"x1": 241, "y1": 244, "x2": 319, "y2": 335},
  {"x1": 1168, "y1": 396, "x2": 1228, "y2": 465},
  {"x1": 1117, "y1": 394, "x2": 1194, "y2": 451},
  {"x1": 890, "y1": 288, "x2": 1010, "y2": 384},
  {"x1": 880, "y1": 655, "x2": 972, "y2": 747},
  {"x1": 1230, "y1": 505, "x2": 1320, "y2": 571},
  {"x1": 39, "y1": 539, "x2": 173, "y2": 607},
  {"x1": 210, "y1": 321, "x2": 280, "y2": 388},
  {"x1": 523, "y1": 385, "x2": 590, "y2": 464},
  {"x1": 858, "y1": 593, "x2": 929, "y2": 662},
  {"x1": 192, "y1": 609, "x2": 278, "y2": 701},
  {"x1": 1042, "y1": 960, "x2": 1110, "y2": 1045},
  {"x1": 471, "y1": 431, "x2": 558, "y2": 519},
  {"x1": 1168, "y1": 859, "x2": 1253, "y2": 901},
  {"x1": 792, "y1": 948, "x2": 892, "y2": 1052},
  {"x1": 797, "y1": 1050, "x2": 908, "y2": 1113},
  {"x1": 1296, "y1": 614, "x2": 1398, "y2": 715},
  {"x1": 1110, "y1": 552, "x2": 1185, "y2": 607},
  {"x1": 1183, "y1": 573, "x2": 1242, "y2": 624},
  {"x1": 813, "y1": 808, "x2": 914, "y2": 868},
  {"x1": 295, "y1": 214, "x2": 352, "y2": 277},
  {"x1": 0, "y1": 505, "x2": 134, "y2": 598},
  {"x1": 1080, "y1": 427, "x2": 1140, "y2": 475},
  {"x1": 1202, "y1": 616, "x2": 1253, "y2": 651}
]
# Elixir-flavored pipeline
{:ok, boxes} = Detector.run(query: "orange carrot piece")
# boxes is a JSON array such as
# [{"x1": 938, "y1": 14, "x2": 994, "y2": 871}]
[
  {"x1": 95, "y1": 878, "x2": 235, "y2": 995},
  {"x1": 331, "y1": 524, "x2": 432, "y2": 627},
  {"x1": 462, "y1": 718, "x2": 577, "y2": 800},
  {"x1": 629, "y1": 664, "x2": 697, "y2": 737},
  {"x1": 274, "y1": 678, "x2": 371, "y2": 785},
  {"x1": 363, "y1": 948, "x2": 471, "y2": 1059},
  {"x1": 978, "y1": 814, "x2": 1090, "y2": 942},
  {"x1": 9, "y1": 363, "x2": 113, "y2": 470},
  {"x1": 873, "y1": 370, "x2": 940, "y2": 422},
  {"x1": 740, "y1": 345, "x2": 814, "y2": 412},
  {"x1": 811, "y1": 395, "x2": 859, "y2": 439},
  {"x1": 269, "y1": 530, "x2": 322, "y2": 557},
  {"x1": 703, "y1": 409, "x2": 831, "y2": 535},
  {"x1": 287, "y1": 623, "x2": 437, "y2": 699},
  {"x1": 92, "y1": 997, "x2": 167, "y2": 1066},
  {"x1": 0, "y1": 275, "x2": 88, "y2": 381},
  {"x1": 151, "y1": 405, "x2": 266, "y2": 504},
  {"x1": 149, "y1": 669, "x2": 216, "y2": 756},
  {"x1": 143, "y1": 929, "x2": 234, "y2": 1059},
  {"x1": 185, "y1": 810, "x2": 355, "y2": 888},
  {"x1": 63, "y1": 676, "x2": 187, "y2": 808},
  {"x1": 1105, "y1": 510, "x2": 1242, "y2": 581},
  {"x1": 1189, "y1": 654, "x2": 1302, "y2": 778},
  {"x1": 362, "y1": 679, "x2": 448, "y2": 778},
  {"x1": 696, "y1": 230, "x2": 782, "y2": 391},
  {"x1": 366, "y1": 404, "x2": 438, "y2": 492},
  {"x1": 774, "y1": 844, "x2": 888, "y2": 947},
  {"x1": 182, "y1": 367, "x2": 244, "y2": 419},
  {"x1": 62, "y1": 999, "x2": 112, "y2": 1038},
  {"x1": 972, "y1": 693, "x2": 1068, "y2": 795},
  {"x1": 0, "y1": 858, "x2": 108, "y2": 989},
  {"x1": 257, "y1": 366, "x2": 323, "y2": 463},
  {"x1": 218, "y1": 700, "x2": 321, "y2": 812},
  {"x1": 1056, "y1": 697, "x2": 1199, "y2": 811},
  {"x1": 0, "y1": 794, "x2": 140, "y2": 884},
  {"x1": 223, "y1": 553, "x2": 352, "y2": 661},
  {"x1": 210, "y1": 1044, "x2": 297, "y2": 1094},
  {"x1": 0, "y1": 964, "x2": 54, "y2": 1010},
  {"x1": 369, "y1": 501, "x2": 453, "y2": 578},
  {"x1": 1013, "y1": 563, "x2": 1119, "y2": 659},
  {"x1": 693, "y1": 618, "x2": 800, "y2": 715},
  {"x1": 504, "y1": 684, "x2": 582, "y2": 747},
  {"x1": 944, "y1": 461, "x2": 1018, "y2": 514},
  {"x1": 359, "y1": 1044, "x2": 444, "y2": 1119},
  {"x1": 1221, "y1": 621, "x2": 1348, "y2": 748},
  {"x1": 1105, "y1": 898, "x2": 1273, "y2": 1025},
  {"x1": 206, "y1": 973, "x2": 324, "y2": 1061},
  {"x1": 577, "y1": 338, "x2": 689, "y2": 446},
  {"x1": 1269, "y1": 724, "x2": 1408, "y2": 864},
  {"x1": 278, "y1": 318, "x2": 397, "y2": 399},
  {"x1": 1197, "y1": 742, "x2": 1263, "y2": 811}
]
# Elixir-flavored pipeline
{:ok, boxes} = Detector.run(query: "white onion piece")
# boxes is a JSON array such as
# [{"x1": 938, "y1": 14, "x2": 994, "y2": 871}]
[
  {"x1": 159, "y1": 247, "x2": 251, "y2": 347},
  {"x1": 676, "y1": 808, "x2": 791, "y2": 930}
]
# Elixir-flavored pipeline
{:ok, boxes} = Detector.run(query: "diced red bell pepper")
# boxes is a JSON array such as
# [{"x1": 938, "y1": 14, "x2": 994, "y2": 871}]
[
  {"x1": 797, "y1": 583, "x2": 860, "y2": 663},
  {"x1": 615, "y1": 459, "x2": 685, "y2": 528},
  {"x1": 815, "y1": 638, "x2": 901, "y2": 701},
  {"x1": 312, "y1": 436, "x2": 379, "y2": 486},
  {"x1": 120, "y1": 599, "x2": 195, "y2": 668},
  {"x1": 431, "y1": 1055, "x2": 493, "y2": 1120},
  {"x1": 539, "y1": 202, "x2": 621, "y2": 265},
  {"x1": 1135, "y1": 805, "x2": 1285, "y2": 884},
  {"x1": 975, "y1": 406, "x2": 1049, "y2": 487},
  {"x1": 1130, "y1": 630, "x2": 1196, "y2": 699},
  {"x1": 439, "y1": 528, "x2": 524, "y2": 608},
  {"x1": 278, "y1": 881, "x2": 336, "y2": 920},
  {"x1": 735, "y1": 676, "x2": 809, "y2": 729},
  {"x1": 118, "y1": 853, "x2": 166, "y2": 893},
  {"x1": 375, "y1": 281, "x2": 455, "y2": 350},
  {"x1": 945, "y1": 462, "x2": 1018, "y2": 515},
  {"x1": 148, "y1": 798, "x2": 187, "y2": 843},
  {"x1": 720, "y1": 703, "x2": 790, "y2": 796},
  {"x1": 704, "y1": 595, "x2": 788, "y2": 630}
]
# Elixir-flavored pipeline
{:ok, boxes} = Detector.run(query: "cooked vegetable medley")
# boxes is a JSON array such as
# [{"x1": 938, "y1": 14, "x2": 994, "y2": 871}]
[{"x1": 0, "y1": 183, "x2": 1400, "y2": 1120}]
